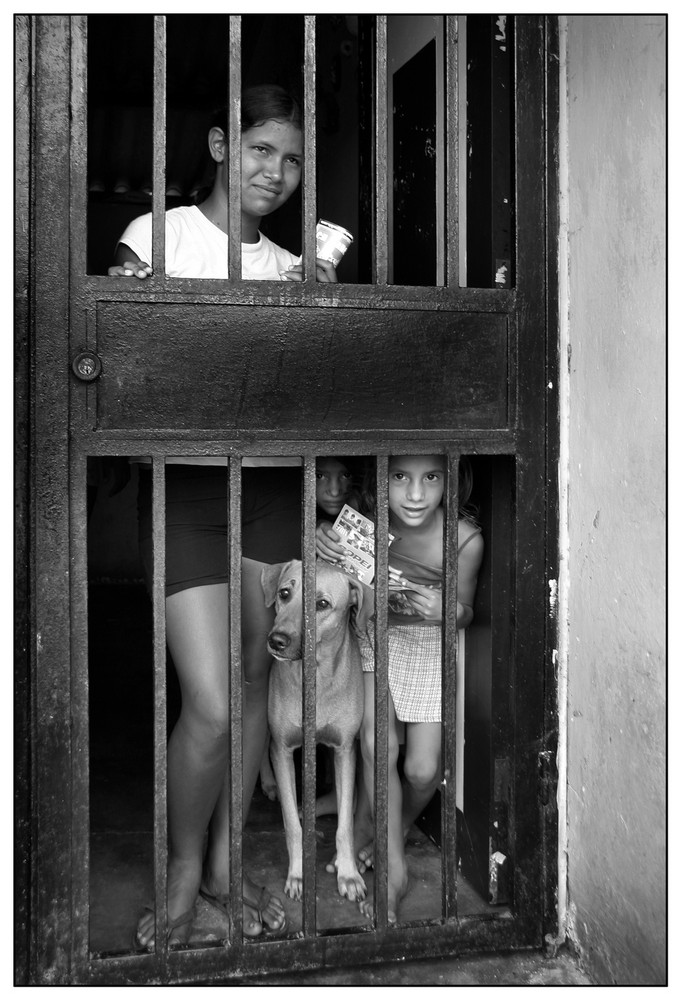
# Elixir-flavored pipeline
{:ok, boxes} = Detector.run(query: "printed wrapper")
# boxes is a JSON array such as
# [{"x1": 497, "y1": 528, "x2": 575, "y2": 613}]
[{"x1": 331, "y1": 504, "x2": 378, "y2": 584}]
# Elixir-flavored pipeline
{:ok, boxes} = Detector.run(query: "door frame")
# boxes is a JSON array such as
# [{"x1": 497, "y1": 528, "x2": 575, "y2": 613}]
[{"x1": 15, "y1": 13, "x2": 561, "y2": 984}]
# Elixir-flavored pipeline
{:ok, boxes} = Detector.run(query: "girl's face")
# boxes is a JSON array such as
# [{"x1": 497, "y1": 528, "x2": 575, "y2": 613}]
[
  {"x1": 388, "y1": 456, "x2": 445, "y2": 528},
  {"x1": 240, "y1": 120, "x2": 303, "y2": 222},
  {"x1": 316, "y1": 459, "x2": 353, "y2": 517}
]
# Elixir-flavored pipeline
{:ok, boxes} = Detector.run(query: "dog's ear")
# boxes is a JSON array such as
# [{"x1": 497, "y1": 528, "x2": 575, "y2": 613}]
[
  {"x1": 347, "y1": 576, "x2": 374, "y2": 635},
  {"x1": 261, "y1": 562, "x2": 287, "y2": 607}
]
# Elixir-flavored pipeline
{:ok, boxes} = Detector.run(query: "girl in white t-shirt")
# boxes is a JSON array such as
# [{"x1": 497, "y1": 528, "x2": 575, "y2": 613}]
[{"x1": 110, "y1": 85, "x2": 338, "y2": 950}]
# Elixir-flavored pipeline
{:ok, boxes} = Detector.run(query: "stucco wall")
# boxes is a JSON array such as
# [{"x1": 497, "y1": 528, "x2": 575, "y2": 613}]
[{"x1": 564, "y1": 15, "x2": 666, "y2": 985}]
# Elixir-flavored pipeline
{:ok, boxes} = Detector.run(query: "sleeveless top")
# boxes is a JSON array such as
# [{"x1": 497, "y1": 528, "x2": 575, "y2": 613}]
[{"x1": 387, "y1": 526, "x2": 481, "y2": 626}]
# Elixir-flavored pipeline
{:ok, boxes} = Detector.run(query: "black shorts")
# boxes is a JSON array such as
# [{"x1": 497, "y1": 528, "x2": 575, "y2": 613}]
[{"x1": 138, "y1": 465, "x2": 302, "y2": 597}]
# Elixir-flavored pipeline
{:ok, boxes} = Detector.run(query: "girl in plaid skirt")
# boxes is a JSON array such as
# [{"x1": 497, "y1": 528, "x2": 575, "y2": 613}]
[{"x1": 318, "y1": 455, "x2": 483, "y2": 923}]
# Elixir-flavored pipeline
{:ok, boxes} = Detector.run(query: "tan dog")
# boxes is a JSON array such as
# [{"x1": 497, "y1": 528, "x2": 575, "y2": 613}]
[{"x1": 261, "y1": 559, "x2": 367, "y2": 903}]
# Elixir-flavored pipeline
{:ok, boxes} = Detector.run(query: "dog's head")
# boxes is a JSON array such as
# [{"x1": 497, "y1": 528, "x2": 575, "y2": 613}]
[{"x1": 261, "y1": 559, "x2": 367, "y2": 661}]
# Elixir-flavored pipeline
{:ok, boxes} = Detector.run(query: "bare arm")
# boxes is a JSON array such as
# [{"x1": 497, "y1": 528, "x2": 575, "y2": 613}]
[
  {"x1": 108, "y1": 242, "x2": 153, "y2": 279},
  {"x1": 388, "y1": 530, "x2": 484, "y2": 627}
]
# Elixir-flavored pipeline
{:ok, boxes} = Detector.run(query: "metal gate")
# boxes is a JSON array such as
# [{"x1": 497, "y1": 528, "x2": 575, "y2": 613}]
[{"x1": 16, "y1": 13, "x2": 560, "y2": 984}]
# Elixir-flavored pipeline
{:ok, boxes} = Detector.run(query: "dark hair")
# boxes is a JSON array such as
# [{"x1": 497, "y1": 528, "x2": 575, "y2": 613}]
[
  {"x1": 315, "y1": 456, "x2": 366, "y2": 517},
  {"x1": 211, "y1": 84, "x2": 302, "y2": 135},
  {"x1": 360, "y1": 456, "x2": 478, "y2": 524}
]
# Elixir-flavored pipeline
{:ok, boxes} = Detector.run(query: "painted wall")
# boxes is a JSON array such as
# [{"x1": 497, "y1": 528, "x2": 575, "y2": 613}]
[{"x1": 563, "y1": 15, "x2": 666, "y2": 985}]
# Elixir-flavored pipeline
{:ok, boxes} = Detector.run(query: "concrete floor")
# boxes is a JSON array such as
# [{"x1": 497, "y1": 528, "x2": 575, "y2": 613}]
[
  {"x1": 87, "y1": 584, "x2": 592, "y2": 985},
  {"x1": 90, "y1": 763, "x2": 499, "y2": 952}
]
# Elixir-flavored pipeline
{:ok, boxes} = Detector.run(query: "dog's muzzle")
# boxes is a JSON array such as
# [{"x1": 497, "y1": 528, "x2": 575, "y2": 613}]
[{"x1": 267, "y1": 630, "x2": 301, "y2": 661}]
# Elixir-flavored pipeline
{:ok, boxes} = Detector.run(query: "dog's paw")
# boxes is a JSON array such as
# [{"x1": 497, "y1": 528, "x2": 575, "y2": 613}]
[
  {"x1": 284, "y1": 874, "x2": 304, "y2": 901},
  {"x1": 337, "y1": 870, "x2": 367, "y2": 903},
  {"x1": 260, "y1": 779, "x2": 278, "y2": 801}
]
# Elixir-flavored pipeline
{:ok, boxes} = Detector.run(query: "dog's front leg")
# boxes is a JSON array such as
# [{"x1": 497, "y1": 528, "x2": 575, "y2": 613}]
[
  {"x1": 333, "y1": 743, "x2": 367, "y2": 901},
  {"x1": 271, "y1": 742, "x2": 304, "y2": 901}
]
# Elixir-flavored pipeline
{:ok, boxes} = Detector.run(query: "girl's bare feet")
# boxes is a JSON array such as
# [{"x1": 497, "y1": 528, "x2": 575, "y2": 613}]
[
  {"x1": 357, "y1": 821, "x2": 413, "y2": 873},
  {"x1": 357, "y1": 842, "x2": 374, "y2": 870},
  {"x1": 199, "y1": 870, "x2": 286, "y2": 937},
  {"x1": 358, "y1": 861, "x2": 409, "y2": 925},
  {"x1": 243, "y1": 874, "x2": 287, "y2": 933},
  {"x1": 135, "y1": 856, "x2": 201, "y2": 950}
]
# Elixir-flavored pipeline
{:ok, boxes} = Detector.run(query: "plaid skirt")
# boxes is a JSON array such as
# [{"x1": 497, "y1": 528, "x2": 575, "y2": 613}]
[{"x1": 358, "y1": 621, "x2": 442, "y2": 723}]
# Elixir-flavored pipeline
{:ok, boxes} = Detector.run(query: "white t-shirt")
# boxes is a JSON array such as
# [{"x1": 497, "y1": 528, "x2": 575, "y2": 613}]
[{"x1": 117, "y1": 204, "x2": 300, "y2": 280}]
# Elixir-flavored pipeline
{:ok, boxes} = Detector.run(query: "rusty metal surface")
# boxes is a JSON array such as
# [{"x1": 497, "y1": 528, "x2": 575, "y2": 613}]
[
  {"x1": 444, "y1": 17, "x2": 460, "y2": 287},
  {"x1": 94, "y1": 302, "x2": 509, "y2": 432},
  {"x1": 372, "y1": 456, "x2": 390, "y2": 931},
  {"x1": 68, "y1": 451, "x2": 91, "y2": 969},
  {"x1": 151, "y1": 18, "x2": 167, "y2": 279},
  {"x1": 15, "y1": 13, "x2": 33, "y2": 987},
  {"x1": 151, "y1": 460, "x2": 169, "y2": 955},
  {"x1": 302, "y1": 18, "x2": 317, "y2": 282},
  {"x1": 228, "y1": 18, "x2": 241, "y2": 280},
  {"x1": 80, "y1": 913, "x2": 524, "y2": 985},
  {"x1": 31, "y1": 14, "x2": 76, "y2": 983},
  {"x1": 441, "y1": 453, "x2": 460, "y2": 918},
  {"x1": 228, "y1": 459, "x2": 244, "y2": 937},
  {"x1": 301, "y1": 460, "x2": 318, "y2": 934},
  {"x1": 374, "y1": 16, "x2": 388, "y2": 285}
]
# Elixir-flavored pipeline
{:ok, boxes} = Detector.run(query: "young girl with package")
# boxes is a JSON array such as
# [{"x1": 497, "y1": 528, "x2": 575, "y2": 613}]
[{"x1": 321, "y1": 455, "x2": 483, "y2": 924}]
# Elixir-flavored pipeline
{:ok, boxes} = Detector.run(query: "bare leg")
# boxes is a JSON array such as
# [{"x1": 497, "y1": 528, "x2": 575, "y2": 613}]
[
  {"x1": 401, "y1": 722, "x2": 442, "y2": 834},
  {"x1": 202, "y1": 558, "x2": 285, "y2": 933},
  {"x1": 357, "y1": 674, "x2": 409, "y2": 924},
  {"x1": 136, "y1": 584, "x2": 231, "y2": 948},
  {"x1": 357, "y1": 720, "x2": 442, "y2": 871}
]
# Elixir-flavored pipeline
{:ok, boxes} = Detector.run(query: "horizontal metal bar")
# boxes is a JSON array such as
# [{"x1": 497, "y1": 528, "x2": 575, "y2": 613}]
[
  {"x1": 79, "y1": 275, "x2": 517, "y2": 311},
  {"x1": 80, "y1": 907, "x2": 519, "y2": 983},
  {"x1": 70, "y1": 434, "x2": 521, "y2": 455}
]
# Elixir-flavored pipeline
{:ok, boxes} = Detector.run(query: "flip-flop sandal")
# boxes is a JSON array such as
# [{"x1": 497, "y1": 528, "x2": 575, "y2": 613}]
[
  {"x1": 199, "y1": 888, "x2": 263, "y2": 939},
  {"x1": 133, "y1": 905, "x2": 196, "y2": 952},
  {"x1": 200, "y1": 887, "x2": 288, "y2": 938}
]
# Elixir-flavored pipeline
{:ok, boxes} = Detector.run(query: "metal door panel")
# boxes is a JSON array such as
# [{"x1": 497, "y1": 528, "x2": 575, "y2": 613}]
[{"x1": 94, "y1": 302, "x2": 509, "y2": 431}]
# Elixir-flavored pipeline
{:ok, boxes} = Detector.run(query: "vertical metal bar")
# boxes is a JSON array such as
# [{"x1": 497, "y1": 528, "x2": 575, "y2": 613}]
[
  {"x1": 69, "y1": 19, "x2": 90, "y2": 964},
  {"x1": 14, "y1": 15, "x2": 31, "y2": 982},
  {"x1": 70, "y1": 16, "x2": 87, "y2": 279},
  {"x1": 441, "y1": 453, "x2": 460, "y2": 920},
  {"x1": 373, "y1": 454, "x2": 390, "y2": 929},
  {"x1": 302, "y1": 17, "x2": 317, "y2": 282},
  {"x1": 301, "y1": 455, "x2": 318, "y2": 934},
  {"x1": 152, "y1": 16, "x2": 167, "y2": 277},
  {"x1": 444, "y1": 16, "x2": 460, "y2": 288},
  {"x1": 32, "y1": 16, "x2": 75, "y2": 978},
  {"x1": 228, "y1": 457, "x2": 244, "y2": 938},
  {"x1": 458, "y1": 16, "x2": 468, "y2": 287},
  {"x1": 374, "y1": 17, "x2": 389, "y2": 285},
  {"x1": 151, "y1": 458, "x2": 169, "y2": 957},
  {"x1": 228, "y1": 16, "x2": 242, "y2": 280},
  {"x1": 70, "y1": 450, "x2": 90, "y2": 966}
]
